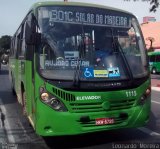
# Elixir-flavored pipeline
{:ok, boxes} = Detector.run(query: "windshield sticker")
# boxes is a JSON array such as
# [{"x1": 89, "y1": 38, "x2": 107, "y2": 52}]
[
  {"x1": 94, "y1": 70, "x2": 109, "y2": 78},
  {"x1": 76, "y1": 96, "x2": 101, "y2": 101},
  {"x1": 49, "y1": 9, "x2": 131, "y2": 28},
  {"x1": 64, "y1": 51, "x2": 79, "y2": 60},
  {"x1": 44, "y1": 60, "x2": 89, "y2": 68},
  {"x1": 83, "y1": 67, "x2": 94, "y2": 78},
  {"x1": 108, "y1": 67, "x2": 120, "y2": 78}
]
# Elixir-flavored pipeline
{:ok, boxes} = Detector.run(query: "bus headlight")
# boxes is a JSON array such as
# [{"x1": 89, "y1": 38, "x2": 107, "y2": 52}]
[
  {"x1": 40, "y1": 92, "x2": 67, "y2": 112},
  {"x1": 50, "y1": 98, "x2": 62, "y2": 110},
  {"x1": 139, "y1": 87, "x2": 151, "y2": 105}
]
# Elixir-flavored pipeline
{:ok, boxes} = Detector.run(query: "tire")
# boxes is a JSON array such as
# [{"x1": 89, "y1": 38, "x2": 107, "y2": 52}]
[{"x1": 152, "y1": 68, "x2": 157, "y2": 74}]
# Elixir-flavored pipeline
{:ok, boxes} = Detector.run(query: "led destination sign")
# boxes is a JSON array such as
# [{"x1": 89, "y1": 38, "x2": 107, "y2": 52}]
[{"x1": 48, "y1": 7, "x2": 131, "y2": 28}]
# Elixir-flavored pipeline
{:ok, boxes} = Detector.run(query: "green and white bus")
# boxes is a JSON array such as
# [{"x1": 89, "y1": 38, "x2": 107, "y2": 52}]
[
  {"x1": 9, "y1": 1, "x2": 151, "y2": 136},
  {"x1": 148, "y1": 51, "x2": 160, "y2": 74}
]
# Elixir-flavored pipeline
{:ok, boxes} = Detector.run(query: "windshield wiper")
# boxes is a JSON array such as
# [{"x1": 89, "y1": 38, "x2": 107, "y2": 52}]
[
  {"x1": 80, "y1": 23, "x2": 86, "y2": 58},
  {"x1": 73, "y1": 24, "x2": 86, "y2": 87},
  {"x1": 73, "y1": 58, "x2": 81, "y2": 87},
  {"x1": 111, "y1": 29, "x2": 134, "y2": 81}
]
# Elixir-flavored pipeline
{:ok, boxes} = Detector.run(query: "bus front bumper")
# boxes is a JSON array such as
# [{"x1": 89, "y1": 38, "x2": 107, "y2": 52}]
[{"x1": 35, "y1": 100, "x2": 150, "y2": 136}]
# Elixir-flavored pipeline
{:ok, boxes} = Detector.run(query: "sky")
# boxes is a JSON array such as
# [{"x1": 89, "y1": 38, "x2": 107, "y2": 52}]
[{"x1": 0, "y1": 0, "x2": 160, "y2": 37}]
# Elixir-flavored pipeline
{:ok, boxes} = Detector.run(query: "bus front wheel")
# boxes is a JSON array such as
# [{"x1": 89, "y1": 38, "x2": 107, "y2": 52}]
[{"x1": 152, "y1": 68, "x2": 157, "y2": 74}]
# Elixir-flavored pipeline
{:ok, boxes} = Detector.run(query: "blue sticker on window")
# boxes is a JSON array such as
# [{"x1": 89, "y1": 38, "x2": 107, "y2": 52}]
[
  {"x1": 83, "y1": 67, "x2": 94, "y2": 78},
  {"x1": 108, "y1": 67, "x2": 120, "y2": 77}
]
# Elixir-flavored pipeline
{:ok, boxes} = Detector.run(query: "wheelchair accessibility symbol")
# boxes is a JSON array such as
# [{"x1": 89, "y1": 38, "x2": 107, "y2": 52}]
[{"x1": 84, "y1": 67, "x2": 94, "y2": 78}]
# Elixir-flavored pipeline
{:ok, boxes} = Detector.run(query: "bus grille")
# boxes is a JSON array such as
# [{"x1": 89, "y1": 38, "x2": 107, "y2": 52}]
[
  {"x1": 70, "y1": 102, "x2": 104, "y2": 113},
  {"x1": 70, "y1": 99, "x2": 135, "y2": 113},
  {"x1": 53, "y1": 88, "x2": 76, "y2": 101},
  {"x1": 109, "y1": 99, "x2": 135, "y2": 111}
]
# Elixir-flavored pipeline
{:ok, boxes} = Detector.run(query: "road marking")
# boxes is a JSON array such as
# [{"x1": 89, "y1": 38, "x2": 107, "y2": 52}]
[
  {"x1": 0, "y1": 98, "x2": 16, "y2": 143},
  {"x1": 152, "y1": 100, "x2": 160, "y2": 104},
  {"x1": 138, "y1": 127, "x2": 160, "y2": 136},
  {"x1": 151, "y1": 87, "x2": 160, "y2": 91}
]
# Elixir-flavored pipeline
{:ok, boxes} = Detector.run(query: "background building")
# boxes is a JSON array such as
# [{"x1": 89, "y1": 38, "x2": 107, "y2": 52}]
[
  {"x1": 141, "y1": 22, "x2": 160, "y2": 51},
  {"x1": 143, "y1": 16, "x2": 156, "y2": 23}
]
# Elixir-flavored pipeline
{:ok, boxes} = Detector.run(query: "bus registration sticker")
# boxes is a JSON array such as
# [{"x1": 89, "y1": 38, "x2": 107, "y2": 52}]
[{"x1": 96, "y1": 118, "x2": 115, "y2": 125}]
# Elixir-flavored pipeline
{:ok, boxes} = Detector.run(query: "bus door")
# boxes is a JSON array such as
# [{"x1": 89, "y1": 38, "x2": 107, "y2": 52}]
[
  {"x1": 22, "y1": 13, "x2": 36, "y2": 122},
  {"x1": 15, "y1": 28, "x2": 23, "y2": 103}
]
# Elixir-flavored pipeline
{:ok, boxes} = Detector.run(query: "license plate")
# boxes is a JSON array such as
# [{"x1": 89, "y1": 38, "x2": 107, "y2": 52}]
[{"x1": 96, "y1": 118, "x2": 115, "y2": 125}]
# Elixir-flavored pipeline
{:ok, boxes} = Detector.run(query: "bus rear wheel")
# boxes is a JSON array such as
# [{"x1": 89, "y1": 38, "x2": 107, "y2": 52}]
[{"x1": 152, "y1": 68, "x2": 157, "y2": 74}]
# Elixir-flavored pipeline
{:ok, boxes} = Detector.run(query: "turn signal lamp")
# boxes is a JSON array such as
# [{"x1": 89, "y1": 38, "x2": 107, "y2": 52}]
[
  {"x1": 41, "y1": 93, "x2": 49, "y2": 101},
  {"x1": 139, "y1": 87, "x2": 151, "y2": 105},
  {"x1": 145, "y1": 87, "x2": 151, "y2": 96}
]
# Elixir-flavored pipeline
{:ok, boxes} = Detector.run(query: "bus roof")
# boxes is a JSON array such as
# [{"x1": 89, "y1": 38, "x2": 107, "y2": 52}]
[
  {"x1": 148, "y1": 51, "x2": 160, "y2": 55},
  {"x1": 30, "y1": 1, "x2": 134, "y2": 16},
  {"x1": 13, "y1": 1, "x2": 136, "y2": 38}
]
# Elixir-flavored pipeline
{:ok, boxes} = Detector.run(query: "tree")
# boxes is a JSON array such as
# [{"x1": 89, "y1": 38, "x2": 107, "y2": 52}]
[
  {"x1": 146, "y1": 37, "x2": 155, "y2": 48},
  {"x1": 0, "y1": 35, "x2": 11, "y2": 64},
  {"x1": 146, "y1": 37, "x2": 155, "y2": 52},
  {"x1": 150, "y1": 0, "x2": 159, "y2": 12},
  {"x1": 0, "y1": 35, "x2": 11, "y2": 53},
  {"x1": 123, "y1": 0, "x2": 159, "y2": 12}
]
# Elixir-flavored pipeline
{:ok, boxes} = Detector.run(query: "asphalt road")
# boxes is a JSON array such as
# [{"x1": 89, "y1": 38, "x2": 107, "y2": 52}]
[{"x1": 0, "y1": 65, "x2": 160, "y2": 149}]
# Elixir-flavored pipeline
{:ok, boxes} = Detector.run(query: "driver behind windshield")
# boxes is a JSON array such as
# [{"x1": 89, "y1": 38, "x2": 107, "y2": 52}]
[{"x1": 95, "y1": 36, "x2": 113, "y2": 66}]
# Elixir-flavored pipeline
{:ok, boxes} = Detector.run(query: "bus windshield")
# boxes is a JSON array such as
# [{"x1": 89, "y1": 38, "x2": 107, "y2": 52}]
[{"x1": 38, "y1": 6, "x2": 148, "y2": 81}]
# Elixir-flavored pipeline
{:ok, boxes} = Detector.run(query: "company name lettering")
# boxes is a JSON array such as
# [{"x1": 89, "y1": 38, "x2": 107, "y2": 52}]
[{"x1": 76, "y1": 96, "x2": 101, "y2": 100}]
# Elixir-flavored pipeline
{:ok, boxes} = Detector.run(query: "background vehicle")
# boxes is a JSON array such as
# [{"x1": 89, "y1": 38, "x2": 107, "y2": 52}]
[
  {"x1": 9, "y1": 1, "x2": 151, "y2": 136},
  {"x1": 0, "y1": 52, "x2": 9, "y2": 70},
  {"x1": 148, "y1": 52, "x2": 160, "y2": 74},
  {"x1": 1, "y1": 53, "x2": 9, "y2": 65}
]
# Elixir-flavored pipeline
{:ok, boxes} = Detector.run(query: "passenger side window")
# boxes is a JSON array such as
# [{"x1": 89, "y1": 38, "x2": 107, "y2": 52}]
[
  {"x1": 149, "y1": 55, "x2": 155, "y2": 62},
  {"x1": 156, "y1": 55, "x2": 160, "y2": 62}
]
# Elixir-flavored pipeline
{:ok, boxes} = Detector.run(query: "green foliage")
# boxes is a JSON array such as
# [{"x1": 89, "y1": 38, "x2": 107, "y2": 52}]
[
  {"x1": 0, "y1": 35, "x2": 12, "y2": 55},
  {"x1": 123, "y1": 0, "x2": 159, "y2": 12},
  {"x1": 150, "y1": 0, "x2": 159, "y2": 12}
]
